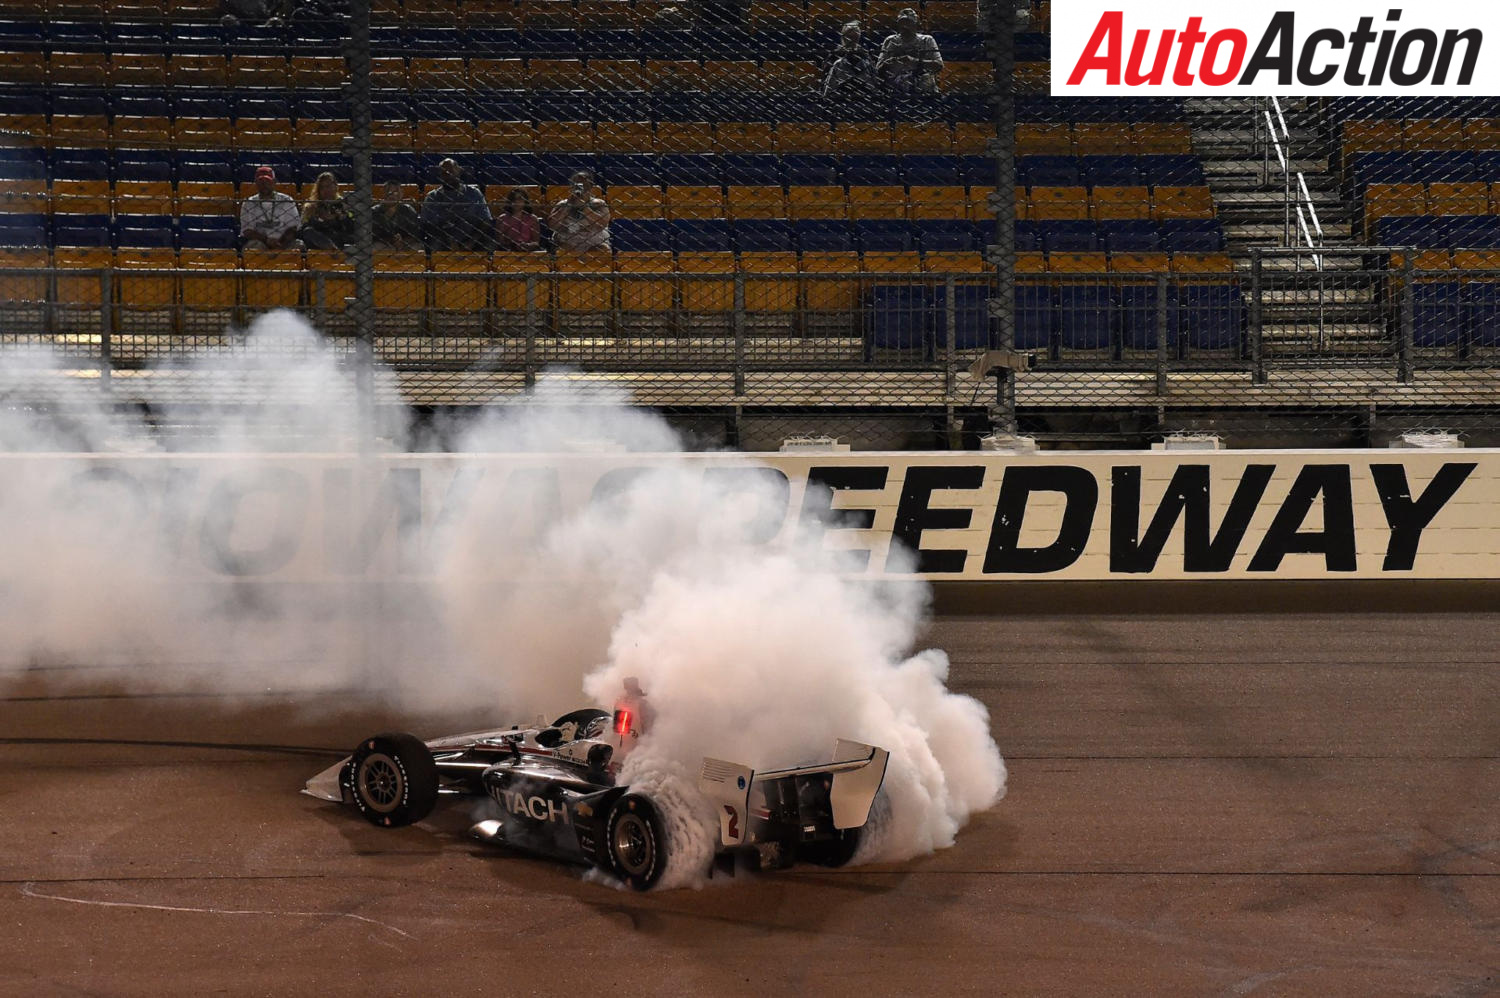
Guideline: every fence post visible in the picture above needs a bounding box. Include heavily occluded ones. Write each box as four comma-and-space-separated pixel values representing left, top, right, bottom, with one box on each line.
1155, 273, 1168, 397
98, 268, 112, 390
1250, 250, 1266, 384
944, 274, 957, 397
1398, 251, 1414, 384
313, 271, 328, 331
346, 0, 376, 450
524, 274, 537, 389
733, 272, 746, 396
985, 0, 1016, 436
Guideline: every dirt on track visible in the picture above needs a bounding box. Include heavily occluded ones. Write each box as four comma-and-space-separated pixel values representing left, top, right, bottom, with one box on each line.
1, 611, 1496, 997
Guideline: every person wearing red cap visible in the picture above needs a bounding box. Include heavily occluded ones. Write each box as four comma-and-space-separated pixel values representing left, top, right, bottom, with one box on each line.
239, 165, 301, 251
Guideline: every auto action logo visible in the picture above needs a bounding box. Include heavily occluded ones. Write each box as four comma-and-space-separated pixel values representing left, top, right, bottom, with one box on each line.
1051, 3, 1498, 95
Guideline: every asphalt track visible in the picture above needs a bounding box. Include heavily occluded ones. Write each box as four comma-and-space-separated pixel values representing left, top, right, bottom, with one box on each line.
1, 610, 1496, 997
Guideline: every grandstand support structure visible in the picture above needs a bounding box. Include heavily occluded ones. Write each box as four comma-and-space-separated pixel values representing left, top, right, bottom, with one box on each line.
982, 0, 1015, 438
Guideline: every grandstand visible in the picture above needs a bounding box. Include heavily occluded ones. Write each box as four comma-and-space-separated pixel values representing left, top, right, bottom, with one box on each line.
1, 0, 1498, 447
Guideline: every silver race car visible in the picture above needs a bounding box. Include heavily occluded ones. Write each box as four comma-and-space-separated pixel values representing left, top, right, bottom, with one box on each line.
303, 680, 889, 889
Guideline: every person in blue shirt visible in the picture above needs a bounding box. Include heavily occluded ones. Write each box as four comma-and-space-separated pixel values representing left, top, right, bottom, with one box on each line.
420, 158, 493, 251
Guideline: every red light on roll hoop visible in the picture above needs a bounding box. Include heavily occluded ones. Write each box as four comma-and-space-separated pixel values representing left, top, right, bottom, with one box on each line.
614, 709, 632, 736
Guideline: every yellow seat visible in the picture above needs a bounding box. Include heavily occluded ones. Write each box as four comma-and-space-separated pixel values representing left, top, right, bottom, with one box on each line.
1343, 120, 1403, 154
653, 121, 714, 153
922, 250, 989, 273
1109, 253, 1172, 276
168, 54, 229, 88
664, 186, 724, 221
848, 186, 907, 220
176, 181, 237, 217
48, 52, 108, 86
109, 54, 168, 88
416, 120, 478, 151
587, 59, 649, 90
491, 251, 553, 313
1169, 253, 1236, 275
113, 181, 174, 216
748, 2, 806, 31
234, 118, 295, 150
303, 250, 354, 313
676, 252, 735, 312
970, 186, 999, 221
860, 250, 923, 275
0, 248, 53, 309
1428, 182, 1490, 217
702, 61, 759, 90
374, 251, 429, 312
48, 115, 109, 148
1073, 123, 1134, 155
616, 251, 676, 312
53, 248, 116, 320
51, 179, 111, 216
1132, 123, 1193, 154
1014, 253, 1047, 275
429, 253, 491, 312
1030, 186, 1091, 221
242, 251, 305, 311
1047, 252, 1108, 274
754, 61, 817, 93
806, 0, 860, 29
409, 57, 466, 89
954, 122, 995, 154
576, 0, 637, 28
0, 180, 47, 213
0, 111, 47, 140
1092, 186, 1152, 220
1464, 119, 1500, 148
788, 186, 847, 220
372, 120, 415, 149
292, 55, 346, 89
477, 120, 538, 152
800, 251, 860, 313
607, 185, 666, 219
1152, 186, 1215, 220
1452, 250, 1500, 271
516, 0, 576, 27
1403, 119, 1464, 151
738, 251, 799, 313
370, 57, 410, 89
726, 186, 786, 220
293, 119, 348, 151
535, 121, 594, 152
228, 55, 289, 89
406, 0, 460, 23
528, 59, 586, 90
836, 122, 894, 155
468, 58, 526, 89
5, 52, 45, 85
554, 251, 614, 312
115, 247, 179, 313
908, 186, 968, 220
179, 250, 241, 317
111, 116, 171, 148
943, 62, 993, 95
462, 0, 521, 27
893, 122, 953, 154
595, 122, 654, 153
1013, 61, 1050, 94
864, 2, 908, 30
715, 122, 777, 153
776, 122, 835, 153
921, 0, 976, 30
174, 118, 229, 150
645, 60, 703, 91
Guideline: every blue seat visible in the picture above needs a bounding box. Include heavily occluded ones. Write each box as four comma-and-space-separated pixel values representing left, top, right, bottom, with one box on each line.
225, 21, 288, 53
176, 155, 236, 182
673, 219, 733, 252
51, 94, 110, 118
1173, 283, 1243, 350
854, 220, 915, 252
902, 155, 960, 185
844, 155, 901, 186
114, 215, 176, 248
171, 94, 233, 119
1160, 219, 1224, 252
1100, 219, 1161, 252
165, 22, 225, 51
459, 28, 523, 54
298, 154, 346, 184
956, 155, 994, 185
114, 150, 175, 183
478, 153, 538, 186
1409, 151, 1477, 182
1406, 281, 1459, 347
734, 219, 795, 251
0, 20, 46, 49
238, 96, 292, 119
1081, 155, 1142, 187
932, 32, 985, 60
0, 213, 47, 247
579, 29, 639, 58
1378, 216, 1448, 246
1463, 281, 1500, 347
1058, 284, 1113, 350
782, 155, 840, 185
796, 220, 854, 251
49, 21, 108, 47
54, 218, 113, 247
916, 219, 979, 251
1040, 220, 1100, 252
866, 285, 931, 353
597, 154, 657, 187
656, 154, 721, 186
179, 216, 240, 249
469, 91, 529, 121
690, 27, 754, 58
1353, 152, 1415, 186
50, 151, 111, 181
719, 155, 782, 186
931, 285, 993, 351
1014, 283, 1053, 351
520, 28, 579, 55
112, 95, 172, 118
1139, 155, 1205, 185
1019, 156, 1081, 187
1118, 283, 1166, 350
0, 146, 48, 181
1448, 216, 1500, 249
369, 151, 418, 184
1014, 219, 1042, 252
611, 219, 676, 251
406, 27, 462, 52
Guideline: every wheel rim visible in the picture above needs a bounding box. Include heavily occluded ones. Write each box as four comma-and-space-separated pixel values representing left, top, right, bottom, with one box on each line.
358, 753, 403, 813
612, 813, 653, 876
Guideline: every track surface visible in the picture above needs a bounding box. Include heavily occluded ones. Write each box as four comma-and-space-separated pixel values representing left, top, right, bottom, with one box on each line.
1, 612, 1496, 996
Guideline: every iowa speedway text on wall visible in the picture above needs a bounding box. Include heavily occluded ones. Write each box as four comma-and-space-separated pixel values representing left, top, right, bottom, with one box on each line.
4, 452, 1495, 582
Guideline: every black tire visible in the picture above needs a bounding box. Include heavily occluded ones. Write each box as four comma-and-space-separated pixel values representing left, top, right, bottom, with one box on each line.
345, 732, 440, 828
605, 793, 667, 891
798, 827, 863, 868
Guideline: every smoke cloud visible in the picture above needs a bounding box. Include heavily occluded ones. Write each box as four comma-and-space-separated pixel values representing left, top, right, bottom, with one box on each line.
0, 311, 1005, 883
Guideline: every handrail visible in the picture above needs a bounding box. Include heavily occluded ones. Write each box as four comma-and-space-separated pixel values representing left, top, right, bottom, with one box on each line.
1264, 97, 1324, 270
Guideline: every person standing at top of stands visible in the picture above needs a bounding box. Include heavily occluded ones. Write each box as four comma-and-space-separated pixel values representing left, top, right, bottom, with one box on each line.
239, 165, 301, 250
822, 21, 877, 99
877, 8, 944, 94
373, 181, 421, 250
298, 171, 355, 251
549, 171, 611, 254
494, 188, 542, 251
421, 158, 493, 251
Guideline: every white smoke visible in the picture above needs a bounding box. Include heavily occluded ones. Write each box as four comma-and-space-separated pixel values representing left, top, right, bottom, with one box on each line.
0, 310, 1006, 883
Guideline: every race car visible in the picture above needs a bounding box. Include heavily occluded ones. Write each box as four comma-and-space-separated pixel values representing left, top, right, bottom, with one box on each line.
302, 680, 889, 889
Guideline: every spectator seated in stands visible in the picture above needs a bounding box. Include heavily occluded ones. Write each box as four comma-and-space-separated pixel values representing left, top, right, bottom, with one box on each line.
239, 165, 301, 251
421, 158, 493, 252
549, 171, 611, 254
495, 187, 543, 251
822, 21, 877, 100
373, 181, 421, 250
299, 171, 355, 251
877, 8, 944, 95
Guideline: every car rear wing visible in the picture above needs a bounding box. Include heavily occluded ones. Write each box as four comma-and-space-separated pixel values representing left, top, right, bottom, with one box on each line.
698, 739, 889, 846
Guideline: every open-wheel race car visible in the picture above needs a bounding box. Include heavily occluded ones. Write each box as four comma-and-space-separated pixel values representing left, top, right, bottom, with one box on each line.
303, 680, 889, 889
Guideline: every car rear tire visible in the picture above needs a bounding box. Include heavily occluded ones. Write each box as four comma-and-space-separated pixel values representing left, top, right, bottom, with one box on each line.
346, 732, 439, 828
605, 793, 667, 891
798, 826, 862, 868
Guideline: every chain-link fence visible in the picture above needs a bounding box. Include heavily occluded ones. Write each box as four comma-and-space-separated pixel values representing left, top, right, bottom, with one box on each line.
2, 3, 1500, 448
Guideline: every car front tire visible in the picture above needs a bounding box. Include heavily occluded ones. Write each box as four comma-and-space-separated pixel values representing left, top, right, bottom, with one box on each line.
345, 732, 439, 828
